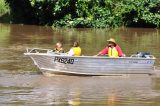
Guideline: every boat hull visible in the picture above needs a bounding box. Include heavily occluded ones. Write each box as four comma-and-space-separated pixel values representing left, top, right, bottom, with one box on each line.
25, 53, 155, 76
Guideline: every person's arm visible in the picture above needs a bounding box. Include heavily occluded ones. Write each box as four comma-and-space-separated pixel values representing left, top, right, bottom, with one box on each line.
95, 48, 108, 56
60, 48, 65, 53
96, 52, 102, 56
68, 48, 74, 56
116, 45, 124, 57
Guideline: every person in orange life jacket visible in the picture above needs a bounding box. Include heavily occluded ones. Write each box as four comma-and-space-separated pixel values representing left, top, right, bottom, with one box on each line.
95, 38, 124, 57
54, 42, 64, 53
68, 41, 81, 56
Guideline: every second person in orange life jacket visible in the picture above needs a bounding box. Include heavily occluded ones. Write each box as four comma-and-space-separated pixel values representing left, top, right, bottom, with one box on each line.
95, 38, 125, 57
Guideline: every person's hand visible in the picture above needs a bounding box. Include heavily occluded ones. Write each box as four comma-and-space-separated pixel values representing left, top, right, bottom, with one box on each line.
122, 54, 126, 57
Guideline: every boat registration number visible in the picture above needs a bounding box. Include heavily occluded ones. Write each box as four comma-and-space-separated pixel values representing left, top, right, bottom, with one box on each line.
54, 57, 74, 64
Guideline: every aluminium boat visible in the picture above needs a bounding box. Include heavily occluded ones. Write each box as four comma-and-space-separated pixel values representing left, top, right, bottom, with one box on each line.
24, 48, 156, 76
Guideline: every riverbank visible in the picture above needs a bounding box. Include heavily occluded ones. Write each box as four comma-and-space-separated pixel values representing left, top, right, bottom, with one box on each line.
0, 0, 160, 28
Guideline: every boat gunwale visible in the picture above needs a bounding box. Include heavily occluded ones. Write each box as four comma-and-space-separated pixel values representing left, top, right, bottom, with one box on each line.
24, 53, 156, 60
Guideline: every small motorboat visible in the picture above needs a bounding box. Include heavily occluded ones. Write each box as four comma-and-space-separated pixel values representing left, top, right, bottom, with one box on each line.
24, 48, 156, 76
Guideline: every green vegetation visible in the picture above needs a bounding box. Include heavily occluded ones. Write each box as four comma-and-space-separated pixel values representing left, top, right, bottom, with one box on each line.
2, 0, 160, 28
0, 0, 10, 22
0, 0, 9, 15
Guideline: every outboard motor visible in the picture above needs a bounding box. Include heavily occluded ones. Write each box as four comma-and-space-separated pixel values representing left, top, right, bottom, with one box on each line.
136, 52, 150, 58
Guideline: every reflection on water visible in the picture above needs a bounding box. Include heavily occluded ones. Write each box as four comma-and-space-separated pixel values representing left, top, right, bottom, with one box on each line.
0, 23, 160, 105
0, 74, 160, 105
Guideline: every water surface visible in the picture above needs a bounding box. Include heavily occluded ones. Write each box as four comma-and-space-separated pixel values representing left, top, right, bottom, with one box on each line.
0, 24, 160, 105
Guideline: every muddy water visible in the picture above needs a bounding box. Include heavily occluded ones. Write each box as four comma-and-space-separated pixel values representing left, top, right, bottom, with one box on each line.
0, 23, 160, 105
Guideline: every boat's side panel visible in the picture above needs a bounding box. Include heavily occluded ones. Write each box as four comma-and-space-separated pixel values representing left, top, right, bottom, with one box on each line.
29, 55, 155, 75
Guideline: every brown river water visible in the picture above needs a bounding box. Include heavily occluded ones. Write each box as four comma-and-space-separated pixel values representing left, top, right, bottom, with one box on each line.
0, 23, 160, 105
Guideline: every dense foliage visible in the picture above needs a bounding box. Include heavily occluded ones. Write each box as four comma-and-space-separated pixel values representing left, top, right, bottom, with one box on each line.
3, 0, 160, 28
0, 0, 9, 16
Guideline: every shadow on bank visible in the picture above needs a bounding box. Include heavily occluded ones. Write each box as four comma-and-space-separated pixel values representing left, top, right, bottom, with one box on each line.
0, 13, 11, 23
